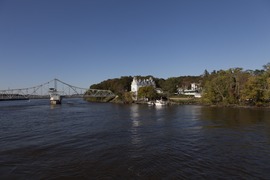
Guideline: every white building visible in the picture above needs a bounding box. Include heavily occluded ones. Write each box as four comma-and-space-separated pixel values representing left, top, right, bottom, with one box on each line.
131, 77, 156, 99
177, 83, 202, 98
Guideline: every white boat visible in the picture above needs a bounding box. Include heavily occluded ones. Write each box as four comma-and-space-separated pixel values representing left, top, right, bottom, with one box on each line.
155, 99, 167, 106
147, 101, 155, 106
49, 88, 62, 105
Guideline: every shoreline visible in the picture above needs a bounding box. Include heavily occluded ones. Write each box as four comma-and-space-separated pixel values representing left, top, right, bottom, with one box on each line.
85, 97, 270, 109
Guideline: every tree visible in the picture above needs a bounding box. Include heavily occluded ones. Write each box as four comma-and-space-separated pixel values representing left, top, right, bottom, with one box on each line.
90, 76, 133, 94
160, 77, 179, 94
137, 86, 158, 100
122, 92, 133, 103
202, 68, 248, 104
263, 63, 270, 72
203, 69, 210, 77
241, 75, 265, 103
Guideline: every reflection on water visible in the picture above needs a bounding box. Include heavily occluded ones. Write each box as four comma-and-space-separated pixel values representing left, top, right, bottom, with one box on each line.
201, 106, 270, 127
130, 104, 140, 127
1, 100, 270, 179
130, 104, 141, 146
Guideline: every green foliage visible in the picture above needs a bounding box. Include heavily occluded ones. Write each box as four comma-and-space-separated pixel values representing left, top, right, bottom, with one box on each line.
202, 68, 250, 104
138, 86, 158, 100
241, 76, 263, 102
160, 77, 178, 94
122, 92, 133, 103
87, 62, 270, 106
202, 64, 270, 106
90, 76, 133, 94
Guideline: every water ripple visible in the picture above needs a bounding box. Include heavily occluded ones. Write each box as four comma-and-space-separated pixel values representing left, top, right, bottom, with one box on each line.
1, 100, 270, 178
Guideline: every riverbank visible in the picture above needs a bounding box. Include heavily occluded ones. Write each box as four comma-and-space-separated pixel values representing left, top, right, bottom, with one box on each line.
169, 97, 201, 105
85, 96, 270, 109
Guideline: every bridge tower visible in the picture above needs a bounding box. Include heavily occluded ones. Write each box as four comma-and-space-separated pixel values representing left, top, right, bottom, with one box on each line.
54, 78, 57, 90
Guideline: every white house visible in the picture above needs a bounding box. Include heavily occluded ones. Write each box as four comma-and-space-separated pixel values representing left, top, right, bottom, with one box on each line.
177, 83, 202, 98
131, 76, 156, 100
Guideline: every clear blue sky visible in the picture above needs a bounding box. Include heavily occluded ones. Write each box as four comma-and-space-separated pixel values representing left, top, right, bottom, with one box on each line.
1, 0, 270, 89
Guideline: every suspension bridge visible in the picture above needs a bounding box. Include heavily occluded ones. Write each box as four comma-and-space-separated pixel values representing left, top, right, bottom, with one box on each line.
0, 78, 115, 101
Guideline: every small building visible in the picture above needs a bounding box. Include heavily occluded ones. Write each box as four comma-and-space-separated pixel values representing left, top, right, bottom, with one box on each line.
177, 83, 202, 98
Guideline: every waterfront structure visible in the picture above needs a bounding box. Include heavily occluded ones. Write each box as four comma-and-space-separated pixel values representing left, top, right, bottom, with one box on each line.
131, 76, 156, 100
177, 83, 202, 98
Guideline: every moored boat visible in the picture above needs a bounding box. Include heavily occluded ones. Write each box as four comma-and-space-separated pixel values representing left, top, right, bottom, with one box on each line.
155, 99, 167, 106
147, 101, 155, 106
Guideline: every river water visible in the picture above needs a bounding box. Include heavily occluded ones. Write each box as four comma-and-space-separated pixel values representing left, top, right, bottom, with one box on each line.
1, 99, 270, 179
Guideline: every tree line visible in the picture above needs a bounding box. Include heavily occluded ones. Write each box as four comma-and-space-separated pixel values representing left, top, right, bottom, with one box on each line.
90, 75, 202, 94
88, 63, 270, 106
202, 63, 270, 106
